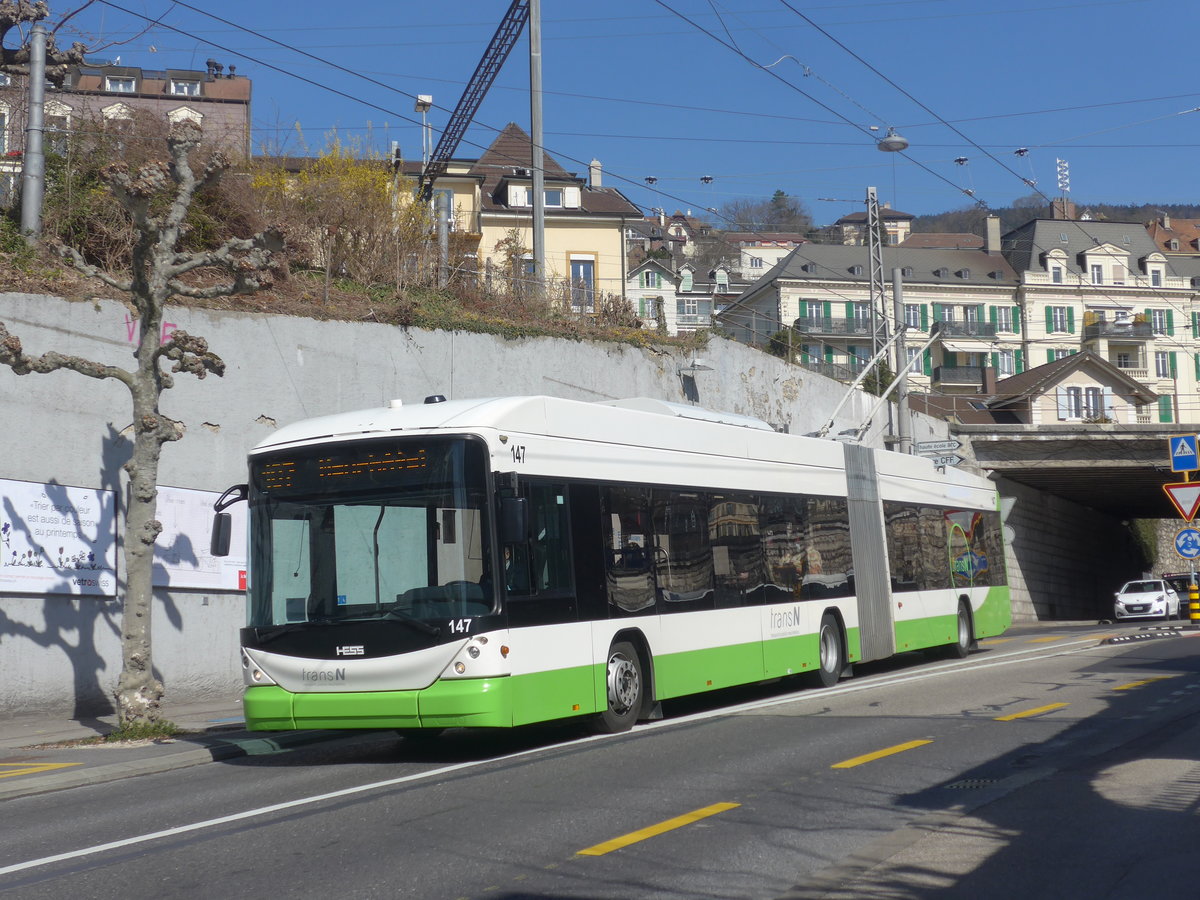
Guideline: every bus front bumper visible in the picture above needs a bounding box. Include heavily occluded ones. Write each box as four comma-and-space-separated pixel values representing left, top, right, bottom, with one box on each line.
243, 677, 513, 731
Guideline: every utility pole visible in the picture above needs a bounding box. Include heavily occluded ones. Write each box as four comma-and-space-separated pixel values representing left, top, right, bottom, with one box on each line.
529, 0, 546, 300
20, 23, 47, 242
892, 267, 912, 454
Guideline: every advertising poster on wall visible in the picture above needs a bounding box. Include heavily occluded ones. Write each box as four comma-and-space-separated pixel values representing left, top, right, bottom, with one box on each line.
0, 478, 117, 596
153, 486, 247, 591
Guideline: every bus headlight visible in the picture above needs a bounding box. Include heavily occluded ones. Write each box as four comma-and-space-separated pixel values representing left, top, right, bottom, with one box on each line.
454, 662, 467, 674
467, 645, 481, 659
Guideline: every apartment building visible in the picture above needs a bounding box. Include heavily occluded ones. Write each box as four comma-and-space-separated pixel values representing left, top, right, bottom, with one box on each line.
0, 58, 251, 202
717, 215, 1200, 425
406, 123, 640, 309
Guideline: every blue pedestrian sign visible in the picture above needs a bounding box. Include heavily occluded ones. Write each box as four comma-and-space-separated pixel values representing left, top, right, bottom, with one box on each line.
1176, 528, 1200, 559
1169, 434, 1200, 473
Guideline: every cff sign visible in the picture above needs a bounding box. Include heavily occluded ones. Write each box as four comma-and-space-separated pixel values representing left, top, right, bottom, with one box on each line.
1169, 434, 1200, 473
929, 454, 964, 468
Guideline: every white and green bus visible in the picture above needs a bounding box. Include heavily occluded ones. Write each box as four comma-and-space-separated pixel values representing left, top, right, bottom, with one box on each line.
211, 395, 1010, 735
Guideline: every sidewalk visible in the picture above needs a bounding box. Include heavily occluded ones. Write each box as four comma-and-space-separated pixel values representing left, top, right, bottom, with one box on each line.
0, 697, 348, 801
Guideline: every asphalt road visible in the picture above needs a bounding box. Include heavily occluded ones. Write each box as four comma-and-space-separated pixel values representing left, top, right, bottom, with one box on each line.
3, 623, 1200, 899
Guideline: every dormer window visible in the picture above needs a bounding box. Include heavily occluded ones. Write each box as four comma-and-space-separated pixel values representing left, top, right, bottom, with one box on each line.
544, 188, 563, 208
849, 264, 863, 276
934, 267, 949, 278
716, 270, 729, 292
956, 268, 970, 279
169, 79, 200, 97
901, 266, 914, 277
1170, 239, 1180, 251
105, 76, 135, 93
680, 269, 693, 291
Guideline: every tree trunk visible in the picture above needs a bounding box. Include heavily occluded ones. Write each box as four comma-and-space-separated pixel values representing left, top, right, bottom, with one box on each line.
114, 308, 167, 725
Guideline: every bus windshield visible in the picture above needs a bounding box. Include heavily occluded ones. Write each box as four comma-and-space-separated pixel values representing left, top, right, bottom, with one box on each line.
247, 437, 495, 629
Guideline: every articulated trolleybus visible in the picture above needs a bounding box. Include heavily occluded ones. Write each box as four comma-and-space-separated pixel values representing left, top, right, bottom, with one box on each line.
211, 395, 1010, 735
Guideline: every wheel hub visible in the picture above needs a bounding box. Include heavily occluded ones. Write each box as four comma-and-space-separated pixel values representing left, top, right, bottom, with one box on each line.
607, 654, 639, 715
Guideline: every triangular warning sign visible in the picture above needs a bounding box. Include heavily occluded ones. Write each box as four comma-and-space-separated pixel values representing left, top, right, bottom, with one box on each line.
1164, 482, 1200, 521
1176, 440, 1197, 457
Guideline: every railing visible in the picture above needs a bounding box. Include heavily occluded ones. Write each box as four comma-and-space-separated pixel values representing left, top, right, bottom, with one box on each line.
1024, 271, 1190, 290
795, 358, 867, 383
1083, 321, 1154, 340
793, 316, 875, 337
1113, 365, 1149, 380
932, 365, 984, 386
936, 320, 997, 339
676, 313, 714, 328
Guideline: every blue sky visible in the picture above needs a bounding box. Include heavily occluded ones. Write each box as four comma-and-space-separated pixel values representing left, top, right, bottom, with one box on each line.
58, 0, 1199, 225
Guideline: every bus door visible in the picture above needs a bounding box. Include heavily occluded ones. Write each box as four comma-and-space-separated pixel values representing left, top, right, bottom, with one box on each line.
503, 480, 589, 726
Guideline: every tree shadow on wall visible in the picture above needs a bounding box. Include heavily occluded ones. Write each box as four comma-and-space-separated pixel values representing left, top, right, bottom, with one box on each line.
0, 425, 183, 722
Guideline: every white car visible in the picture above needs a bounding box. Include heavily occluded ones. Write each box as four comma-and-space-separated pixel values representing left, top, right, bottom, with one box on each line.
1114, 579, 1181, 621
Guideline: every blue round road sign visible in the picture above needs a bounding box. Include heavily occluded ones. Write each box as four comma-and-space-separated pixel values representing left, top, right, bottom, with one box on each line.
1175, 528, 1200, 559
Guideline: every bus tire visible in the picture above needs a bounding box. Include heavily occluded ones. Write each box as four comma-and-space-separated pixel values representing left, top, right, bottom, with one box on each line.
948, 602, 973, 659
595, 641, 644, 734
817, 614, 844, 688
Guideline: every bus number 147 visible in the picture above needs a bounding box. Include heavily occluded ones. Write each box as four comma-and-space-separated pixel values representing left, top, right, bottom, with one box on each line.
449, 618, 473, 634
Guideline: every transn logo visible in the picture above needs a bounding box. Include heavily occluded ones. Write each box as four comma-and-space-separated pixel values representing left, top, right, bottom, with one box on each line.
335, 645, 365, 656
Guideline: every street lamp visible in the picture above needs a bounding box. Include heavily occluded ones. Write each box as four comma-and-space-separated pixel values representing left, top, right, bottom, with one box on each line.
414, 95, 433, 169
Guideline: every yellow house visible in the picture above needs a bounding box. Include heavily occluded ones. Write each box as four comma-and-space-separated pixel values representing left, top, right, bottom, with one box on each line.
409, 123, 641, 308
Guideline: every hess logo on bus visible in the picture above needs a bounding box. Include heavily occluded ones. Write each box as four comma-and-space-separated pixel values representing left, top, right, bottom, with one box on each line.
335, 645, 365, 656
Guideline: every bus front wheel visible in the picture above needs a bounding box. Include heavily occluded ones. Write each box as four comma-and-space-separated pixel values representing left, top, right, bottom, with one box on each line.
595, 641, 644, 734
817, 614, 844, 688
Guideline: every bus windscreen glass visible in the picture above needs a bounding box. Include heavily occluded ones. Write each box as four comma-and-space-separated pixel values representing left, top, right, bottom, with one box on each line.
247, 437, 494, 628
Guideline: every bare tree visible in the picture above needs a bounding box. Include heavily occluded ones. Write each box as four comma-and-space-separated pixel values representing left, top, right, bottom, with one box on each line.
0, 1, 87, 84
0, 122, 281, 727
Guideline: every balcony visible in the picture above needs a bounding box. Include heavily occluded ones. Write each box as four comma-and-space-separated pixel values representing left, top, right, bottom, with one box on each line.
932, 365, 985, 388
795, 358, 867, 383
1083, 320, 1153, 340
793, 316, 875, 337
936, 320, 997, 340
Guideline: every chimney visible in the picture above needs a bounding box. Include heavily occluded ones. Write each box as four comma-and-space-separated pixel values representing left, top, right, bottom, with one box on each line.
985, 215, 1001, 254
588, 158, 602, 188
1163, 212, 1171, 229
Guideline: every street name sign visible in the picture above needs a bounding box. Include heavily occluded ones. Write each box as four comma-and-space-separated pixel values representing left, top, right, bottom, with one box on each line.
1169, 434, 1199, 473
1164, 482, 1200, 521
916, 439, 962, 455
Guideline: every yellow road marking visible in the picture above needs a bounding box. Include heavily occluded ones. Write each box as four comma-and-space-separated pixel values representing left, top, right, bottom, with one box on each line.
1113, 676, 1175, 691
576, 802, 740, 856
831, 739, 932, 769
994, 702, 1069, 721
980, 637, 1013, 645
1028, 636, 1064, 643
0, 762, 81, 779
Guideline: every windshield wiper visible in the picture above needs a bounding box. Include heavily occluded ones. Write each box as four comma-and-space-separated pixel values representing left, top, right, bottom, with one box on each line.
382, 607, 442, 636
253, 616, 340, 644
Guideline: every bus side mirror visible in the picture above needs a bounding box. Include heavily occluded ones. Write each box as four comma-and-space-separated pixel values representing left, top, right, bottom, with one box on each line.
210, 512, 232, 557
500, 496, 528, 544
210, 483, 248, 558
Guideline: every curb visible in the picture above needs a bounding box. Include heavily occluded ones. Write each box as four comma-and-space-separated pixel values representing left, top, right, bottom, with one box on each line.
0, 729, 350, 801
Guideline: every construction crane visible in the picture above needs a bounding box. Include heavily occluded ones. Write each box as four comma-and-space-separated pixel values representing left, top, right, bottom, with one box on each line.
416, 0, 530, 201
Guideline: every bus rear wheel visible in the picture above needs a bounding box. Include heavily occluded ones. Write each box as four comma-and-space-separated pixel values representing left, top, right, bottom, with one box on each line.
817, 614, 844, 688
595, 641, 644, 734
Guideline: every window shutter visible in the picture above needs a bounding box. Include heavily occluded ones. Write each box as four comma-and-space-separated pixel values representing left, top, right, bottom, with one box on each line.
1103, 386, 1114, 420
1056, 388, 1069, 420
989, 306, 998, 326
824, 345, 834, 364
944, 351, 957, 367
1195, 353, 1200, 381
1012, 306, 1021, 334
1193, 312, 1200, 339
1048, 350, 1056, 364
923, 348, 932, 375
932, 303, 944, 321
563, 186, 581, 208
1170, 351, 1178, 378
1160, 396, 1174, 423
1046, 307, 1054, 331
991, 351, 1000, 371
1167, 309, 1175, 336
920, 304, 929, 330
845, 302, 855, 319
823, 300, 832, 320
1067, 307, 1075, 333
1015, 350, 1024, 373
